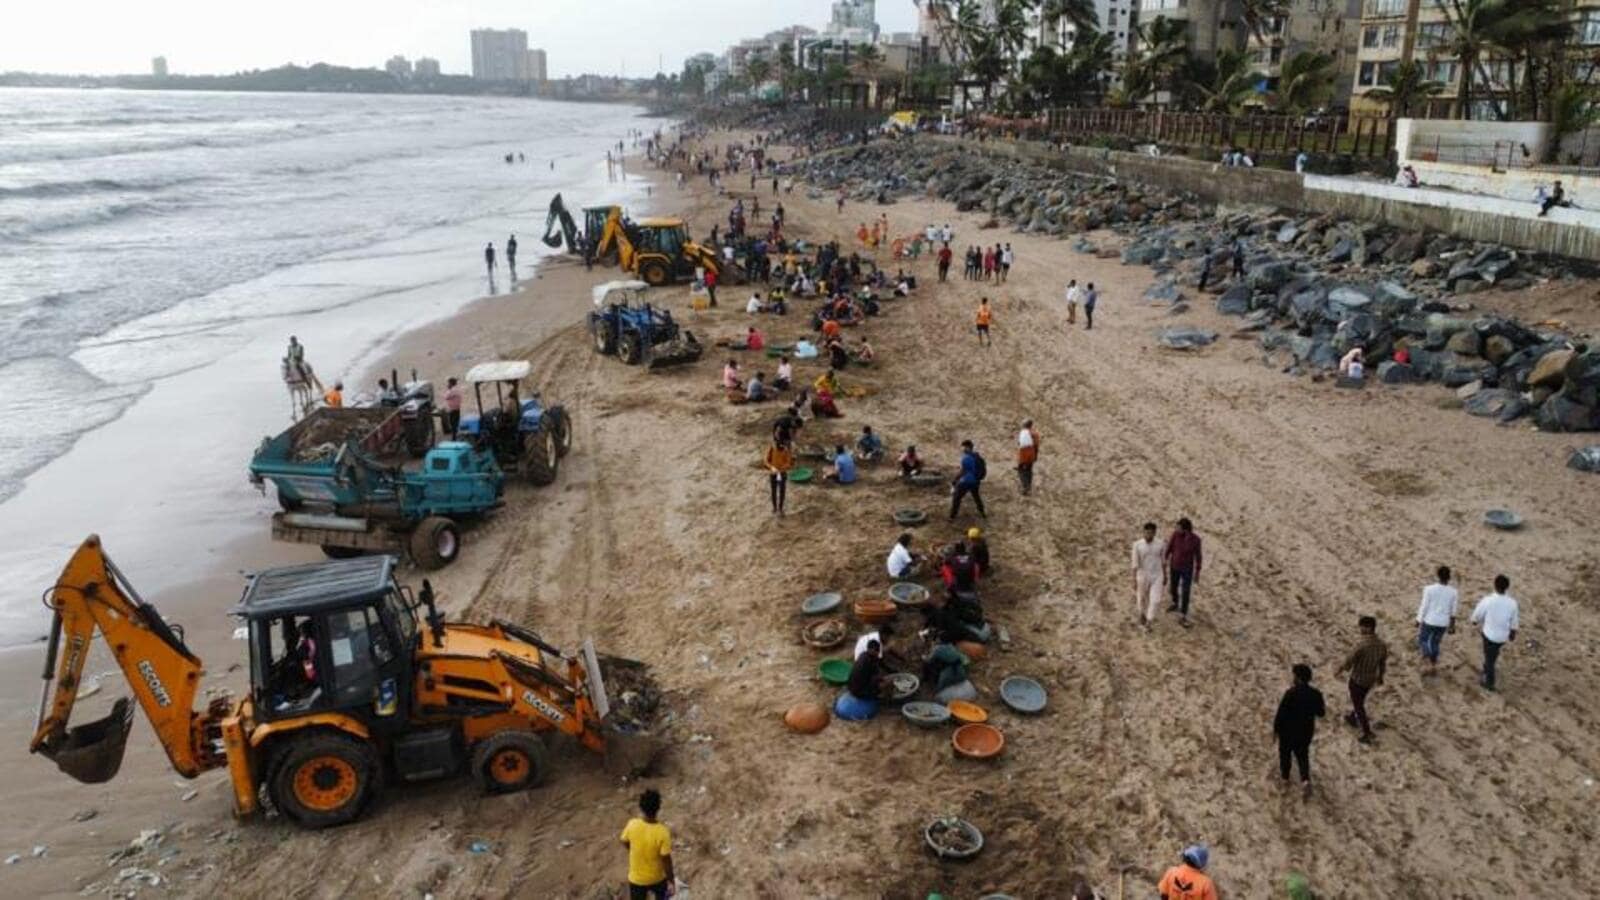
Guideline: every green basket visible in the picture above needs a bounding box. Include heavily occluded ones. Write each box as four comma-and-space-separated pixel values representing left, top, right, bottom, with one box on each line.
818, 658, 852, 685
789, 467, 814, 483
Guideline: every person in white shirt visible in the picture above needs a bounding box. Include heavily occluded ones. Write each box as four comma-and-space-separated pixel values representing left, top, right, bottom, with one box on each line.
886, 532, 921, 580
1131, 522, 1167, 629
1339, 346, 1365, 381
1470, 574, 1520, 691
854, 623, 889, 659
1064, 278, 1080, 325
924, 224, 938, 242
1415, 565, 1459, 676
941, 224, 953, 243
746, 293, 765, 315
1015, 419, 1039, 495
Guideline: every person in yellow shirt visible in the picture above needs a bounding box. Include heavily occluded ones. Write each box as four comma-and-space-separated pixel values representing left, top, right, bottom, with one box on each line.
814, 367, 840, 397
323, 381, 344, 408
975, 297, 994, 347
620, 789, 675, 899
1158, 844, 1218, 900
765, 440, 794, 516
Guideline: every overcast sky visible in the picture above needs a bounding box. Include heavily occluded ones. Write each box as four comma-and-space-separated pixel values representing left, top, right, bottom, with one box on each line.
3, 1, 919, 78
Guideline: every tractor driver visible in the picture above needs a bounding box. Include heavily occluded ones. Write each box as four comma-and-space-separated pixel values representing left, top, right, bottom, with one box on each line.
271, 619, 322, 709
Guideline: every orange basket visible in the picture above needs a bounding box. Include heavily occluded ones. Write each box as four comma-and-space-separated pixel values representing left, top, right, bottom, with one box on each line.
853, 598, 897, 626
947, 700, 988, 724
952, 723, 1005, 759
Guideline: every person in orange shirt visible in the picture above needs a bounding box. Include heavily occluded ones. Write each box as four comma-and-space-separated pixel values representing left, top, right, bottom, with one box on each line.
1158, 844, 1218, 900
974, 298, 994, 347
764, 440, 794, 515
820, 317, 842, 342
856, 223, 869, 245
323, 381, 344, 408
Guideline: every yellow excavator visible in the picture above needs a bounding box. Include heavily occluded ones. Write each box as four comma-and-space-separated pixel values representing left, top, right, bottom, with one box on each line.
30, 535, 650, 828
545, 198, 720, 287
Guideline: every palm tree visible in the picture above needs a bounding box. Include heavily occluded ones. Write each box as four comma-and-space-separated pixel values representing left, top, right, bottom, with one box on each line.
745, 55, 773, 93
1547, 81, 1599, 162
992, 0, 1039, 71
1365, 59, 1445, 118
1131, 15, 1188, 103
1272, 51, 1336, 114
1039, 0, 1100, 47
852, 42, 884, 78
1437, 0, 1562, 119
1193, 49, 1266, 113
1238, 0, 1289, 45
1064, 30, 1117, 106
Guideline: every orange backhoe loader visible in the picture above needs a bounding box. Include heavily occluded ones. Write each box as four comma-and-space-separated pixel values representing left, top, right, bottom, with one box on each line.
30, 535, 648, 828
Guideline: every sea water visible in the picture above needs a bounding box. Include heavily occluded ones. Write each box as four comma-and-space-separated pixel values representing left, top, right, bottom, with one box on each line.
0, 88, 652, 642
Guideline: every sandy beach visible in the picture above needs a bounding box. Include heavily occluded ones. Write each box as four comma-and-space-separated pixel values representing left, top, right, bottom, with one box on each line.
2, 127, 1598, 898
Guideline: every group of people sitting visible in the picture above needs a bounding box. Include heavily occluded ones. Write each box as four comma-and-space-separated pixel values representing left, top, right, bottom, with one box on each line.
838, 531, 998, 720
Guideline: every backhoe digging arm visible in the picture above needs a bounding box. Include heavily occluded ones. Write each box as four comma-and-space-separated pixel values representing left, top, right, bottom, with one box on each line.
30, 535, 222, 783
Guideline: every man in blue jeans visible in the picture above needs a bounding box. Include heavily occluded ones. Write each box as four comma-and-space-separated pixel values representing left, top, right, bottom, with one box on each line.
1471, 574, 1520, 691
1414, 565, 1458, 676
1163, 518, 1203, 628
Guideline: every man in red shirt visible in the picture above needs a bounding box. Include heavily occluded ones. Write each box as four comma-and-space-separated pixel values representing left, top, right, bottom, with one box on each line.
936, 244, 953, 283
702, 267, 718, 307
1163, 517, 1203, 628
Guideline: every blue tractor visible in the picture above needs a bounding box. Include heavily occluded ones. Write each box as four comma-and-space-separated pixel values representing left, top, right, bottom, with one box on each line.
456, 360, 573, 485
587, 280, 703, 369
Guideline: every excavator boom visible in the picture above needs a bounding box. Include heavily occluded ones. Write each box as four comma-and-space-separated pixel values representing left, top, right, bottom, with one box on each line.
30, 535, 218, 783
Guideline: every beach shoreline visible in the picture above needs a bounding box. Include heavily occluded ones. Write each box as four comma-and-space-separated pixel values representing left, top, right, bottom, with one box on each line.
2, 122, 1597, 898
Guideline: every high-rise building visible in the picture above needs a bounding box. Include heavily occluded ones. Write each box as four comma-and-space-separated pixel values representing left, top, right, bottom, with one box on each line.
415, 57, 442, 79
826, 0, 879, 44
527, 49, 548, 83
151, 56, 168, 78
1038, 0, 1136, 71
1135, 0, 1247, 60
1245, 0, 1362, 105
385, 55, 413, 79
471, 28, 531, 81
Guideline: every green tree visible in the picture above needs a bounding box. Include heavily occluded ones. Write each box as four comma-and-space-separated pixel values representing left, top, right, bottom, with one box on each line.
1271, 51, 1336, 114
1238, 0, 1289, 45
1191, 49, 1266, 113
1365, 59, 1445, 118
1128, 15, 1188, 104
745, 54, 772, 91
1040, 0, 1101, 43
1437, 0, 1563, 120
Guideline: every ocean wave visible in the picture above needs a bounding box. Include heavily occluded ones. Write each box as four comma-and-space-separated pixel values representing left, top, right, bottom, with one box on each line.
0, 200, 158, 241
0, 175, 205, 199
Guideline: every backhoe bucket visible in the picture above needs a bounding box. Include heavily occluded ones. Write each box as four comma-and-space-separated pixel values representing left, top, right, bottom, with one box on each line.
646, 334, 703, 370
40, 697, 134, 784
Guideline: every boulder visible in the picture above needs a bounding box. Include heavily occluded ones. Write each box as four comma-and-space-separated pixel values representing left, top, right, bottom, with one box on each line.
1462, 389, 1525, 421
1535, 393, 1600, 432
1328, 286, 1373, 312
1217, 283, 1251, 316
1377, 361, 1415, 384
1327, 239, 1353, 264
1568, 445, 1600, 473
1122, 243, 1164, 265
1277, 223, 1300, 244
1144, 280, 1181, 302
1156, 327, 1219, 350
1482, 334, 1515, 366
1386, 231, 1428, 262
1441, 363, 1494, 388
1523, 348, 1571, 389
1446, 330, 1482, 356
1410, 259, 1441, 278
1250, 261, 1295, 290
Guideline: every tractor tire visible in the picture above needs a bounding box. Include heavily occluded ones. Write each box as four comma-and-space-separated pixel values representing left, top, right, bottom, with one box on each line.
548, 408, 573, 458
470, 731, 549, 794
519, 429, 558, 486
617, 332, 643, 365
267, 731, 381, 829
591, 322, 616, 355
321, 544, 364, 560
409, 516, 460, 570
640, 260, 670, 287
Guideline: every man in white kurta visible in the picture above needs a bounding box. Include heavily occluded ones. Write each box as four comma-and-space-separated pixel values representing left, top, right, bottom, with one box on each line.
1132, 522, 1167, 628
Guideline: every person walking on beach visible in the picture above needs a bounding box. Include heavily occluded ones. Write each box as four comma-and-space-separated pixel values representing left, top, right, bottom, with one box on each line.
974, 298, 993, 347
1015, 419, 1038, 495
1132, 522, 1166, 629
483, 242, 496, 275
442, 377, 463, 439
1083, 282, 1098, 330
764, 440, 794, 516
949, 439, 988, 520
1000, 243, 1013, 282
1471, 574, 1520, 691
1273, 663, 1325, 797
703, 266, 718, 308
937, 244, 952, 282
506, 234, 518, 275
1064, 278, 1079, 325
1163, 518, 1202, 627
1415, 565, 1459, 676
1335, 615, 1388, 745
619, 788, 676, 899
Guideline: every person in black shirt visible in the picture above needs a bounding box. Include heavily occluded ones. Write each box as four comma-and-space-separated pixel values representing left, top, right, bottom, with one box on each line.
847, 640, 885, 702
1273, 663, 1326, 797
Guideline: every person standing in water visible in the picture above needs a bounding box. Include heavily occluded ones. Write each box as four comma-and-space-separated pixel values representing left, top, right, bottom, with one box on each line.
484, 242, 496, 276
506, 234, 518, 275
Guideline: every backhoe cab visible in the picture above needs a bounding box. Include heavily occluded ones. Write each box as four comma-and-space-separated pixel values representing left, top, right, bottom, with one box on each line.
583, 204, 719, 287
31, 536, 649, 829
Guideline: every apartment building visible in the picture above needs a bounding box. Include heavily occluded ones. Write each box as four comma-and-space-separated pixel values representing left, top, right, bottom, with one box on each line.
1038, 0, 1138, 66
1244, 0, 1362, 104
1349, 0, 1600, 118
470, 28, 531, 82
1134, 0, 1246, 59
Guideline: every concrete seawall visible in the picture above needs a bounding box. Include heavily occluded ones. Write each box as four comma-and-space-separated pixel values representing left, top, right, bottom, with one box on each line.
934, 137, 1600, 261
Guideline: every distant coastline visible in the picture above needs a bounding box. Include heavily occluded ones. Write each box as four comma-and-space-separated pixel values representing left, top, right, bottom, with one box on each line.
0, 63, 668, 108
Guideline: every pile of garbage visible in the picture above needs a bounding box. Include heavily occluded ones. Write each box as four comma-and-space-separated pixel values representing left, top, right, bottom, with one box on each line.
1118, 211, 1600, 433
799, 142, 1208, 234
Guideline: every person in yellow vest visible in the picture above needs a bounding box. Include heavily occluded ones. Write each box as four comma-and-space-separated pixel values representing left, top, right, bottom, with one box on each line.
975, 298, 994, 347
323, 381, 344, 408
620, 789, 676, 899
